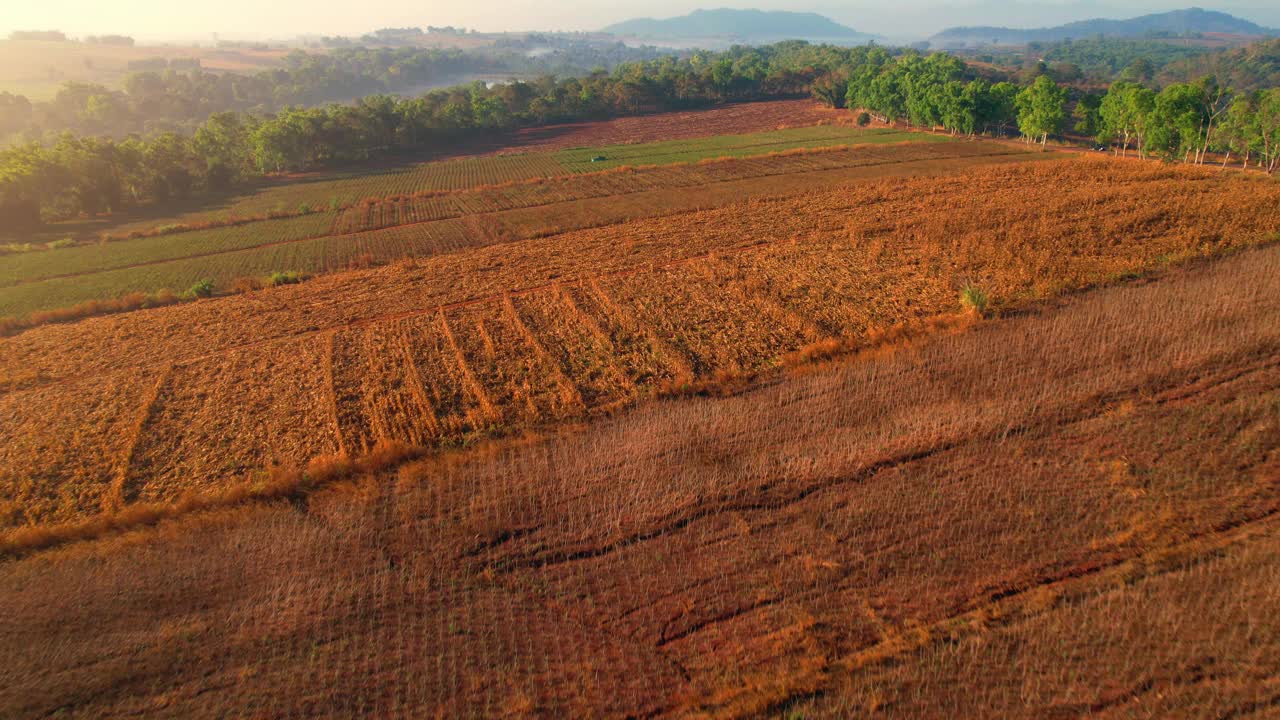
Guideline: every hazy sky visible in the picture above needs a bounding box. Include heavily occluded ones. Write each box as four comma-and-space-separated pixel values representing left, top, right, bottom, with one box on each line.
3, 0, 1278, 42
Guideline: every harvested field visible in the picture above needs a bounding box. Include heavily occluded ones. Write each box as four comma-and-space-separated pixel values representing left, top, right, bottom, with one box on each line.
328, 140, 988, 235
0, 141, 1026, 317
2, 244, 1278, 717
2, 157, 1278, 529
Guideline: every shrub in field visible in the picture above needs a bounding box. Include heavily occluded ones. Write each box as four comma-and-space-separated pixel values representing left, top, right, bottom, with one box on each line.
960, 285, 988, 315
856, 111, 872, 127
186, 279, 215, 298
267, 271, 308, 287
46, 238, 77, 250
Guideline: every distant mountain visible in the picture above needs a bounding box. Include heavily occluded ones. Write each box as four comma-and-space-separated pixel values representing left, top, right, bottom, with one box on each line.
931, 8, 1275, 48
603, 9, 874, 45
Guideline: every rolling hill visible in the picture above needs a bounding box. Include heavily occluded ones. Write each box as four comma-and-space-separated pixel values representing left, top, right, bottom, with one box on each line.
603, 8, 875, 45
931, 7, 1275, 48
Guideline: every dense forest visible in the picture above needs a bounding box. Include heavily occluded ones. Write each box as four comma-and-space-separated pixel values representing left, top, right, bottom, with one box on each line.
1158, 38, 1280, 89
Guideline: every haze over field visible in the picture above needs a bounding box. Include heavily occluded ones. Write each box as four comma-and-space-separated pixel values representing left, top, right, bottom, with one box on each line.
3, 0, 1280, 41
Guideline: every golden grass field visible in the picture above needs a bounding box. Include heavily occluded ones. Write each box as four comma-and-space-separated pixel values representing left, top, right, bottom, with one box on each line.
2, 243, 1278, 717
2, 156, 1279, 530
2, 100, 1280, 718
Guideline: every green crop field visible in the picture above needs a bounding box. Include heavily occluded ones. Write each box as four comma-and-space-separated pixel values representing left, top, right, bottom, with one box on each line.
0, 213, 336, 289
556, 126, 947, 171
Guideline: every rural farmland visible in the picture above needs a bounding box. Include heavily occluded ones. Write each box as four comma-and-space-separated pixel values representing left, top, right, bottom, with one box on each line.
4, 15, 1280, 718
2, 155, 1278, 528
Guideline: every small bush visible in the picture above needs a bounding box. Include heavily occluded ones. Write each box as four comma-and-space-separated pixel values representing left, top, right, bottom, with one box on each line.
959, 285, 988, 315
856, 111, 872, 127
46, 238, 77, 250
186, 279, 215, 298
267, 270, 307, 287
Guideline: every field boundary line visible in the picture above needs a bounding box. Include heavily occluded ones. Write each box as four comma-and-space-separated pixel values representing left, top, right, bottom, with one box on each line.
103, 364, 172, 513
502, 292, 584, 409
391, 320, 442, 440
437, 308, 499, 424
320, 331, 348, 458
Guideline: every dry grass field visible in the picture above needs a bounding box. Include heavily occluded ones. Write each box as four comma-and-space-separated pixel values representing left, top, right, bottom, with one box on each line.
1, 156, 1277, 531
3, 96, 1280, 718
2, 243, 1277, 717
0, 141, 1024, 317
2, 127, 966, 318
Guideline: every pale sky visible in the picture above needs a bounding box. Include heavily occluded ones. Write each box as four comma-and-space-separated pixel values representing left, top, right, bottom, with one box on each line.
2, 0, 1278, 42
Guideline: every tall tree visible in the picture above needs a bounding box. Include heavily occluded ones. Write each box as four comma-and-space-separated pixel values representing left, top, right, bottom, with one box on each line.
1147, 83, 1207, 162
1015, 75, 1068, 148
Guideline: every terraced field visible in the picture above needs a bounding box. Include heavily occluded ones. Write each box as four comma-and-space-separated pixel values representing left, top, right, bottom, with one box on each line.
3, 157, 1278, 529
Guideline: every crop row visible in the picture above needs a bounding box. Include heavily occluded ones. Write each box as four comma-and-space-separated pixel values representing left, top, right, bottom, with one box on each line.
0, 212, 336, 290
31, 125, 910, 246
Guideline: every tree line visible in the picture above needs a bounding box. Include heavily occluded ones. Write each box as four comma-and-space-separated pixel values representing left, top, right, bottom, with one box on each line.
1088, 80, 1280, 169
817, 48, 1280, 166
0, 43, 853, 232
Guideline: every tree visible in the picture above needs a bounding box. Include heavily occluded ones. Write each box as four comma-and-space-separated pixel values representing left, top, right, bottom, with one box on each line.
1221, 93, 1259, 168
811, 74, 847, 108
1147, 83, 1207, 162
1098, 81, 1154, 157
0, 92, 32, 137
984, 82, 1020, 135
1257, 88, 1280, 173
1195, 76, 1232, 164
1015, 75, 1067, 147
1072, 92, 1103, 137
